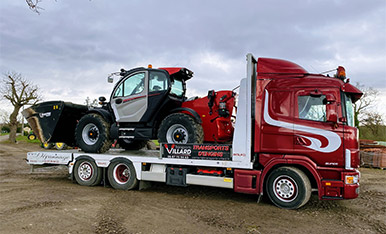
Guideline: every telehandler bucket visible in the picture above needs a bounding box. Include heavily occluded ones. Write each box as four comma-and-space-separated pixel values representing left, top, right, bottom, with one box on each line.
22, 101, 88, 146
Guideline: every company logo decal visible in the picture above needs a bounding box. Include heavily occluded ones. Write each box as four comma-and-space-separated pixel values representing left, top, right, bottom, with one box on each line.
39, 112, 51, 118
263, 90, 341, 153
162, 144, 231, 160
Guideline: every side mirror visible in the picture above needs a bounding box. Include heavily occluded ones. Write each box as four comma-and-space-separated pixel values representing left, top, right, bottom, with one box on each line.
107, 76, 114, 83
326, 103, 338, 123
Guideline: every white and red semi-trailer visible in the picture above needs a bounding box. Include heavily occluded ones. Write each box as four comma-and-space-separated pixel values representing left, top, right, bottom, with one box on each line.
26, 54, 362, 209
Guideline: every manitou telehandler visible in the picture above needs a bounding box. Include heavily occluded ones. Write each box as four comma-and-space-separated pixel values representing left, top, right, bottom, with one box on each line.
23, 66, 235, 153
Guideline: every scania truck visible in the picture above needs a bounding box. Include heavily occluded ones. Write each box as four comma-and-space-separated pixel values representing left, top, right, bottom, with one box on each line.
24, 53, 362, 209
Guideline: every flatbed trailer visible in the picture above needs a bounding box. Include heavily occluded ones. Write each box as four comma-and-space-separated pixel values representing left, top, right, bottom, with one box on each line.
26, 54, 362, 209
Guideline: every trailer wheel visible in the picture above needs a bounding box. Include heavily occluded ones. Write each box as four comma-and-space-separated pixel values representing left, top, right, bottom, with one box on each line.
73, 159, 102, 186
157, 113, 204, 144
107, 159, 138, 190
266, 166, 311, 209
119, 139, 147, 150
55, 142, 68, 150
75, 113, 111, 153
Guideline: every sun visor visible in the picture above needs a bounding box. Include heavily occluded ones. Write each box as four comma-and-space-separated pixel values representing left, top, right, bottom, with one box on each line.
342, 83, 363, 103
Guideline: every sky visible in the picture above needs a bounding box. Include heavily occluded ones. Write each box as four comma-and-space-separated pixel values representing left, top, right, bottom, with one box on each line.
0, 0, 385, 119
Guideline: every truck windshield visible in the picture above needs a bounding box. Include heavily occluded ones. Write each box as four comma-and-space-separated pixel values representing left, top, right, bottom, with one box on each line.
344, 93, 355, 127
170, 80, 184, 97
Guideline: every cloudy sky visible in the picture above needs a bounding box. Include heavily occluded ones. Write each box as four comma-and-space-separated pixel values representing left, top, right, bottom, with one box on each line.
0, 0, 385, 118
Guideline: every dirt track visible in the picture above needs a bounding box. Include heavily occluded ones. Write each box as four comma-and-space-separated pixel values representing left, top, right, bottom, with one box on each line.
0, 141, 385, 234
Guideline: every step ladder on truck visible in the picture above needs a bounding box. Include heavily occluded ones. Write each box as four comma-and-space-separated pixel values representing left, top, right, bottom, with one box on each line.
25, 53, 363, 209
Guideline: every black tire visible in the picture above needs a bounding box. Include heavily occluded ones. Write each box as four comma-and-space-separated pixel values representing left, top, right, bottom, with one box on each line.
55, 142, 68, 150
266, 166, 311, 209
157, 113, 204, 144
42, 142, 54, 149
118, 139, 147, 150
107, 159, 138, 190
73, 158, 102, 186
75, 113, 112, 153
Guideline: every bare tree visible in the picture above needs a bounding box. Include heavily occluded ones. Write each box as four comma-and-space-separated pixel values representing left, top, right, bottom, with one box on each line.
26, 0, 44, 14
84, 97, 98, 107
0, 72, 41, 143
353, 83, 378, 127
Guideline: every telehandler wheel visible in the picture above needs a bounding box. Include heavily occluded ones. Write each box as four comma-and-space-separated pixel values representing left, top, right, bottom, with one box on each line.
157, 113, 204, 144
75, 113, 112, 153
55, 142, 68, 150
73, 158, 102, 186
107, 159, 138, 190
118, 139, 147, 150
266, 166, 311, 209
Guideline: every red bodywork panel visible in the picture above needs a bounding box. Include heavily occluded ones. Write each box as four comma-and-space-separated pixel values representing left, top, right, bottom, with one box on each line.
182, 91, 235, 142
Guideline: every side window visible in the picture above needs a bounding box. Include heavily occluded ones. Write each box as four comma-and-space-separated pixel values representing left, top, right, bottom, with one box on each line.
170, 80, 184, 97
298, 95, 326, 122
149, 72, 168, 92
114, 83, 123, 97
114, 73, 145, 98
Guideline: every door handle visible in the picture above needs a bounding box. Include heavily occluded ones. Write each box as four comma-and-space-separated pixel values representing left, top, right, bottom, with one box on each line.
115, 98, 122, 104
295, 136, 307, 145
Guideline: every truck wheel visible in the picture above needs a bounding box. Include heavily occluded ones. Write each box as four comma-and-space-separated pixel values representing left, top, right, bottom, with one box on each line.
119, 139, 147, 150
75, 113, 112, 153
266, 166, 311, 209
107, 159, 138, 190
55, 142, 68, 150
157, 113, 204, 144
73, 158, 102, 186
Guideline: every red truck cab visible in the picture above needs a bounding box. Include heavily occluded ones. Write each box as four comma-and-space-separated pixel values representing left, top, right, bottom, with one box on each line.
234, 56, 362, 208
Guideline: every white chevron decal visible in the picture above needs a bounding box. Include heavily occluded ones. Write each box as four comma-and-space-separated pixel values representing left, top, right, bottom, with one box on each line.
263, 90, 341, 153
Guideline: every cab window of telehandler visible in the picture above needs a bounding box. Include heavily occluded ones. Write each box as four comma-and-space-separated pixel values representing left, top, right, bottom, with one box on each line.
149, 72, 168, 92
113, 73, 145, 97
170, 80, 184, 97
298, 95, 327, 122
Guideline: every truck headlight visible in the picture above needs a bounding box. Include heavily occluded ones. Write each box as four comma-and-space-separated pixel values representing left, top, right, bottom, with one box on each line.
345, 175, 359, 184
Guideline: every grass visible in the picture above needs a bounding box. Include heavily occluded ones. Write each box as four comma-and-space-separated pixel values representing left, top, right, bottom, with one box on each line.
1, 135, 41, 144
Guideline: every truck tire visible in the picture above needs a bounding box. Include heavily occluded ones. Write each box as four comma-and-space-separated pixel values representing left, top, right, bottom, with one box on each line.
266, 166, 311, 209
73, 158, 102, 186
157, 113, 204, 144
75, 113, 112, 153
107, 159, 138, 190
119, 139, 147, 150
55, 142, 68, 150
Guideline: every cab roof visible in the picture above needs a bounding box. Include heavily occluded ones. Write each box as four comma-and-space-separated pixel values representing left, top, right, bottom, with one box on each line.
159, 67, 193, 81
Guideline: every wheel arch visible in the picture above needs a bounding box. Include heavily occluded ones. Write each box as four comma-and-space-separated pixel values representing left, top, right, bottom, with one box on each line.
87, 108, 113, 123
260, 157, 322, 197
169, 107, 202, 124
